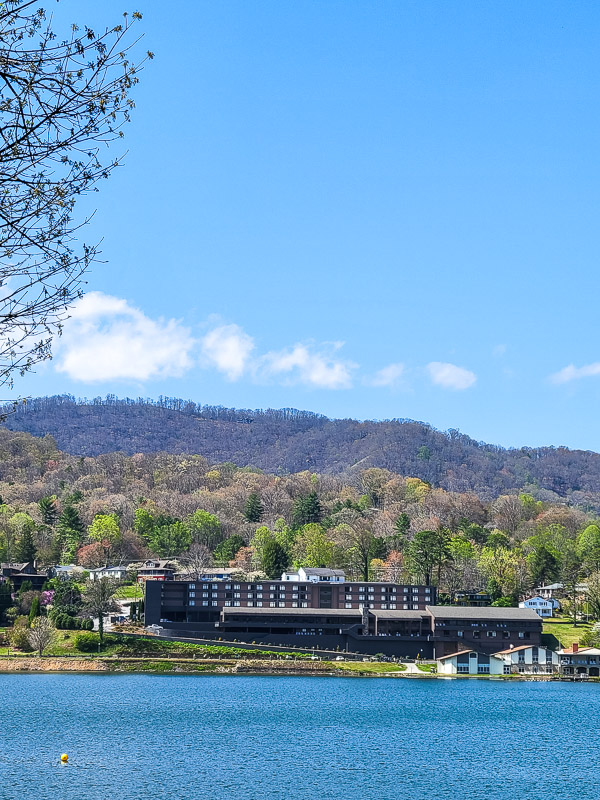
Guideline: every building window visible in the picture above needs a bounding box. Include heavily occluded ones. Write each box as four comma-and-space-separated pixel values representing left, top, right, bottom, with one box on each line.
301, 602, 308, 608
248, 601, 254, 607
473, 631, 480, 639
256, 585, 263, 590
390, 604, 396, 610
257, 602, 263, 607
292, 602, 298, 608
202, 592, 208, 598
212, 584, 218, 590
477, 665, 490, 674
503, 665, 511, 675
189, 592, 195, 598
225, 584, 231, 590
212, 601, 218, 607
270, 585, 276, 590
188, 583, 196, 590
457, 664, 469, 673
345, 603, 352, 608
225, 601, 231, 607
234, 601, 240, 607
381, 603, 388, 610
457, 631, 464, 638
278, 602, 285, 608
234, 593, 240, 598
202, 601, 208, 607
403, 604, 409, 610
518, 632, 525, 639
189, 600, 195, 606
234, 584, 240, 590
487, 631, 497, 638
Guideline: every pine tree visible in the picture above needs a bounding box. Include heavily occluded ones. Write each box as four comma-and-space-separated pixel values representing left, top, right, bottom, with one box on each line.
28, 596, 41, 625
261, 539, 289, 578
292, 491, 322, 528
39, 496, 59, 526
244, 493, 264, 523
16, 528, 37, 563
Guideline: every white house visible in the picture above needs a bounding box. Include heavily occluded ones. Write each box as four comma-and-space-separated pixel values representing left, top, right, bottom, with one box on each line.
88, 565, 129, 582
281, 567, 346, 584
519, 596, 554, 618
437, 649, 504, 675
494, 644, 559, 674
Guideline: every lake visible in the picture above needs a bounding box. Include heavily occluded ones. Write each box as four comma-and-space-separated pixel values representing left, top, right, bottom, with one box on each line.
0, 674, 596, 800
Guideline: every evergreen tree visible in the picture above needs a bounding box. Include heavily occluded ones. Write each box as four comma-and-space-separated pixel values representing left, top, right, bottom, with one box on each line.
244, 493, 264, 523
261, 539, 289, 578
28, 595, 41, 625
58, 506, 85, 537
214, 535, 245, 563
16, 527, 37, 563
39, 496, 59, 526
292, 491, 322, 528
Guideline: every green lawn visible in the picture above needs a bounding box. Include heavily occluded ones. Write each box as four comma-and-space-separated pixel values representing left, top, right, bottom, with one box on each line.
416, 662, 437, 673
543, 619, 592, 648
113, 584, 144, 600
329, 661, 406, 674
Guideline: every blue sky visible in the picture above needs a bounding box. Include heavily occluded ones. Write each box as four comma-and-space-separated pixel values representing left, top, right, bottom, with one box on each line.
11, 0, 600, 451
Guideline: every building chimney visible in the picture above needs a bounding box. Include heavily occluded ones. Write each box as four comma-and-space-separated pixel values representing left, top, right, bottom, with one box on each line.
573, 642, 579, 653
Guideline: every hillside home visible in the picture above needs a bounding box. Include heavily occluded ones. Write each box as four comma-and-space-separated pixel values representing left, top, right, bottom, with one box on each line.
519, 596, 554, 618
135, 560, 176, 582
88, 565, 129, 582
281, 567, 346, 583
0, 562, 47, 592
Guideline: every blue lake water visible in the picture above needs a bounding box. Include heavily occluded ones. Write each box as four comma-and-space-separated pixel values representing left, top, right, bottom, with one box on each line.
0, 674, 596, 800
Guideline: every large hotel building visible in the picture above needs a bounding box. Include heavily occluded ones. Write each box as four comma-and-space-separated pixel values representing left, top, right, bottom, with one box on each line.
144, 567, 542, 658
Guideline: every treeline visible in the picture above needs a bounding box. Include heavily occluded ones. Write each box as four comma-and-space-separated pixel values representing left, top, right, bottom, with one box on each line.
4, 395, 600, 504
1, 428, 600, 617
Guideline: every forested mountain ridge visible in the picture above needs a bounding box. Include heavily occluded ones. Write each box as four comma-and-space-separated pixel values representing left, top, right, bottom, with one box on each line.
2, 394, 600, 503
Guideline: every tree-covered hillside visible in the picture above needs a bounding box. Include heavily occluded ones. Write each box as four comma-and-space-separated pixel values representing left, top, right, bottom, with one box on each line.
2, 395, 600, 502
1, 426, 600, 619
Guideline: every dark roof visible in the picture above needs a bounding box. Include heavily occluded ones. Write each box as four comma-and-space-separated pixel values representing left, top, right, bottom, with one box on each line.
426, 605, 541, 622
301, 568, 345, 577
222, 607, 361, 617
493, 645, 549, 655
437, 649, 477, 661
371, 610, 426, 620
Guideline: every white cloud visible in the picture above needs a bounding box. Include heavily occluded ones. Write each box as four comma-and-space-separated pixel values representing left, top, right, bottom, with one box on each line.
259, 342, 355, 389
200, 324, 255, 380
427, 361, 476, 390
550, 362, 600, 384
367, 363, 405, 387
56, 292, 194, 382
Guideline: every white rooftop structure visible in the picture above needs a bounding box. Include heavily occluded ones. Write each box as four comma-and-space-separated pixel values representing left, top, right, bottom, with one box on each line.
281, 567, 346, 583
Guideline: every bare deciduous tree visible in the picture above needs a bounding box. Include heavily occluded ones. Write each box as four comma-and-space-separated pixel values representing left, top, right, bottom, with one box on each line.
28, 615, 56, 656
0, 2, 149, 387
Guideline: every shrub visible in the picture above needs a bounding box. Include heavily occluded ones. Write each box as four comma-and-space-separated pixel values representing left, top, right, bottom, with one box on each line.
9, 617, 34, 652
74, 632, 100, 652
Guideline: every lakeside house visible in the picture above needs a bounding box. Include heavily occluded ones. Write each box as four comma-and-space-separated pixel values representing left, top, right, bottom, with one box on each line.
437, 644, 559, 675
437, 649, 504, 675
519, 596, 554, 618
494, 644, 559, 674
558, 644, 600, 677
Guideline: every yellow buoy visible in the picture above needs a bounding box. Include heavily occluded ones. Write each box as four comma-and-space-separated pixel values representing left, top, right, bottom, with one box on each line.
60, 754, 68, 763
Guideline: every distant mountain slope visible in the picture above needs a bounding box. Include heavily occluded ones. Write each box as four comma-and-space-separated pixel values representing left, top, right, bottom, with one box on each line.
2, 395, 600, 499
